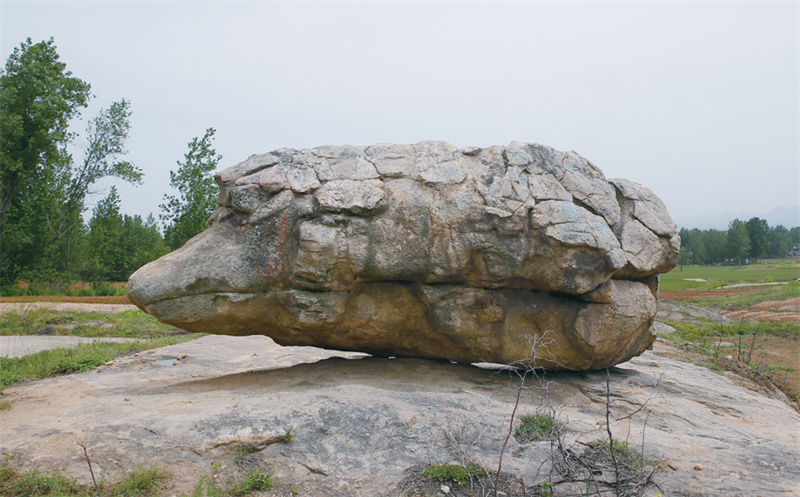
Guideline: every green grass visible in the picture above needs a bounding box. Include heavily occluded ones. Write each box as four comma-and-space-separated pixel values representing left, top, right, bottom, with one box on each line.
229, 468, 273, 496
514, 413, 555, 443
421, 463, 489, 484
1, 456, 274, 497
593, 439, 646, 471
1, 282, 127, 297
683, 281, 799, 310
109, 463, 167, 497
659, 320, 799, 343
0, 457, 167, 497
660, 262, 799, 290
0, 309, 179, 338
0, 307, 200, 395
0, 336, 195, 394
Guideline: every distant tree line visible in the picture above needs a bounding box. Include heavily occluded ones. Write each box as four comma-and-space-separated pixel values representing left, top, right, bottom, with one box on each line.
0, 38, 218, 290
679, 218, 800, 268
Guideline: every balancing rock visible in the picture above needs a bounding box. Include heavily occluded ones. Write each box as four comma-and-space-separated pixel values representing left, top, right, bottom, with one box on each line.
127, 141, 680, 369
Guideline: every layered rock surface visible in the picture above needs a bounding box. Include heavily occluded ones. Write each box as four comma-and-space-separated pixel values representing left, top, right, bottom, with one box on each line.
127, 141, 680, 369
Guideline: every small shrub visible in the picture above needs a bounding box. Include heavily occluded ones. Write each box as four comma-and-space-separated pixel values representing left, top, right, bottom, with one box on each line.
514, 413, 555, 442
184, 475, 224, 497
596, 439, 645, 471
0, 456, 15, 484
0, 400, 10, 410
110, 463, 166, 496
94, 284, 121, 297
278, 429, 293, 444
421, 463, 488, 484
230, 468, 273, 495
235, 444, 260, 460
51, 354, 108, 375
3, 467, 79, 496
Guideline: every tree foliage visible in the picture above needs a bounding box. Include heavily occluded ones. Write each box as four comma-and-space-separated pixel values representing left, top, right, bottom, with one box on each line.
160, 128, 221, 250
745, 217, 770, 260
80, 189, 166, 282
85, 187, 124, 282
0, 38, 91, 283
679, 218, 798, 266
0, 38, 145, 286
726, 219, 751, 265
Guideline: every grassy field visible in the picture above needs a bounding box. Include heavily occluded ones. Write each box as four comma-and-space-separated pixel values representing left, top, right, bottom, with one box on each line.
0, 308, 198, 395
660, 260, 799, 290
658, 259, 800, 405
0, 308, 175, 338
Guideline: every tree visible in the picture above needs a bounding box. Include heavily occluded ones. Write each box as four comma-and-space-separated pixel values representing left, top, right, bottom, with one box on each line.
0, 38, 91, 283
84, 187, 128, 282
726, 219, 751, 265
160, 128, 221, 250
118, 213, 168, 279
62, 99, 141, 235
745, 217, 770, 261
768, 225, 792, 258
0, 38, 140, 285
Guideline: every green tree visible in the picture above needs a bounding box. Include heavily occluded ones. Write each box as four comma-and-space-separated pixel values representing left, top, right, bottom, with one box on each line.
768, 225, 792, 258
745, 217, 770, 261
0, 37, 91, 283
160, 128, 221, 250
726, 219, 751, 265
118, 213, 168, 279
62, 99, 141, 233
84, 187, 124, 282
0, 38, 140, 285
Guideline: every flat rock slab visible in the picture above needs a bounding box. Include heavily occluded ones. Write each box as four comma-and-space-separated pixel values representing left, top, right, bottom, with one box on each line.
0, 335, 142, 358
1, 336, 798, 496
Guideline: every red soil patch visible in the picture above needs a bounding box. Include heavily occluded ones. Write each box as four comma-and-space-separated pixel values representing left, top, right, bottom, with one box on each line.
720, 309, 800, 323
660, 287, 764, 301
751, 297, 800, 311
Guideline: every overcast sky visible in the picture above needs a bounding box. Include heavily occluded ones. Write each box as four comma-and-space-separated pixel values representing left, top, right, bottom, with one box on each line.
2, 1, 798, 230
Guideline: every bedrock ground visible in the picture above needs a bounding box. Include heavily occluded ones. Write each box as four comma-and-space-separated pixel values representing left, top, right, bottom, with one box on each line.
1, 332, 798, 497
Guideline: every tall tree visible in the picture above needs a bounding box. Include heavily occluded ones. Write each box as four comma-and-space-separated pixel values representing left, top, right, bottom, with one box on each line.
0, 38, 91, 283
62, 99, 141, 236
118, 213, 168, 279
745, 217, 770, 261
85, 187, 124, 282
768, 225, 792, 258
0, 38, 140, 285
726, 219, 751, 264
160, 128, 221, 250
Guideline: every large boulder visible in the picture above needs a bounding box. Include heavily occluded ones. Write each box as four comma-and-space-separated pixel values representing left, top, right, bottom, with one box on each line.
128, 141, 680, 369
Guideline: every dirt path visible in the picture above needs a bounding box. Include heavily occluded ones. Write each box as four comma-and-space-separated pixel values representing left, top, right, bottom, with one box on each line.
0, 302, 138, 314
0, 296, 131, 305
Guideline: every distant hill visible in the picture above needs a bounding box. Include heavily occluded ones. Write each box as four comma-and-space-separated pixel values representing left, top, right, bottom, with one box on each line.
677, 206, 799, 230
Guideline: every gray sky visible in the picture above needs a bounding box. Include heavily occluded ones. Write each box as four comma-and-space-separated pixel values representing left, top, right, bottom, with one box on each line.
2, 1, 798, 230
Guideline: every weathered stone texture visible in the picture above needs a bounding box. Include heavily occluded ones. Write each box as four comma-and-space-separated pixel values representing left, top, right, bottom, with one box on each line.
128, 141, 680, 369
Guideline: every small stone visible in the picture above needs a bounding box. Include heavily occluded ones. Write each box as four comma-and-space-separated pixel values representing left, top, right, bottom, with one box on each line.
176, 354, 187, 361
440, 484, 450, 494
694, 464, 704, 471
